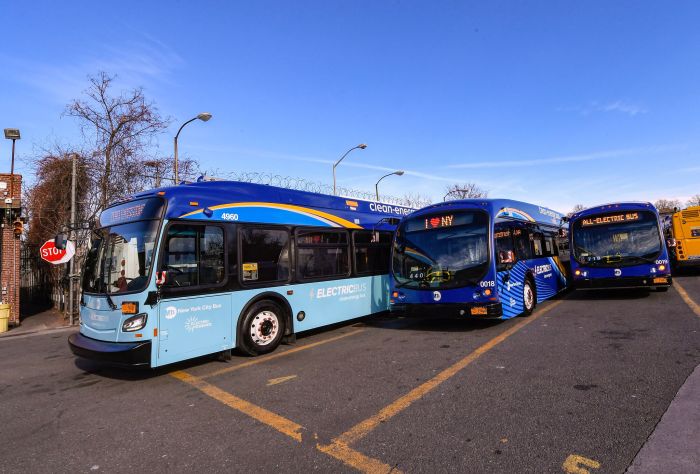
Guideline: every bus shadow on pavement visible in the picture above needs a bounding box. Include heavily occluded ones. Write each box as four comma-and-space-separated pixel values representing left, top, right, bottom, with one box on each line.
565, 288, 653, 300
365, 315, 503, 332
74, 354, 222, 380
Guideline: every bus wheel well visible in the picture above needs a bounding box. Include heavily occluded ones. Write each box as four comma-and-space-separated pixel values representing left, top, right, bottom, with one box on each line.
525, 272, 536, 293
236, 292, 294, 344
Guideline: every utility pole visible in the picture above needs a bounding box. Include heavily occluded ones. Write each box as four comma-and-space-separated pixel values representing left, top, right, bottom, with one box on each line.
68, 152, 77, 325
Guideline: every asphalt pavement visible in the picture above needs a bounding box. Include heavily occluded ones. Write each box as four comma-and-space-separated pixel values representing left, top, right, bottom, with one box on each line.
1, 275, 699, 473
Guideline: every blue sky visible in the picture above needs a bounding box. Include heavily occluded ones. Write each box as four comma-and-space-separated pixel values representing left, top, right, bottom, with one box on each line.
1, 1, 699, 212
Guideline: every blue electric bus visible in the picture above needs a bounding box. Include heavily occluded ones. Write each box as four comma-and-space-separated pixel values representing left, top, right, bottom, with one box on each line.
568, 202, 672, 291
69, 180, 413, 367
390, 199, 568, 319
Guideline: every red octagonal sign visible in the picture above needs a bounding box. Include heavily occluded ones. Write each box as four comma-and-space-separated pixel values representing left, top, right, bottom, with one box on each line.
40, 239, 75, 265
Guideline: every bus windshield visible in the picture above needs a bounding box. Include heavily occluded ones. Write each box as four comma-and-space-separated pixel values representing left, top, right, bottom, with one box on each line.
83, 220, 160, 294
572, 210, 662, 266
392, 211, 489, 289
83, 197, 165, 295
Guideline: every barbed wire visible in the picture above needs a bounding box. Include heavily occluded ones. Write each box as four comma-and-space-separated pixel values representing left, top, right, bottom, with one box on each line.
216, 171, 431, 208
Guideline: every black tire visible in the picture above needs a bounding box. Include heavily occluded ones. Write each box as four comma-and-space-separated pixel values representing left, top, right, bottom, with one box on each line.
521, 278, 536, 317
239, 300, 286, 356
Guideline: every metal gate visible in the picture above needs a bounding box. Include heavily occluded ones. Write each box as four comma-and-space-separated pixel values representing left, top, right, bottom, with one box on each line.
19, 243, 54, 316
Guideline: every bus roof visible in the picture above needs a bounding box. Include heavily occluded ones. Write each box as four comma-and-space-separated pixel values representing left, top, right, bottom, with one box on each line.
569, 202, 657, 222
128, 180, 415, 230
406, 198, 565, 227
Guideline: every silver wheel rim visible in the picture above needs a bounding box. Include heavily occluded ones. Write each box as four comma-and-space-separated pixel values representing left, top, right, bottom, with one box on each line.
524, 284, 534, 310
250, 310, 279, 346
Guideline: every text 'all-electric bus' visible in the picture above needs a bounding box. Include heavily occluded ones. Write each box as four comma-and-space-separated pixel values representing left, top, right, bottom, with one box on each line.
69, 180, 413, 368
665, 205, 700, 270
390, 199, 568, 319
568, 202, 672, 290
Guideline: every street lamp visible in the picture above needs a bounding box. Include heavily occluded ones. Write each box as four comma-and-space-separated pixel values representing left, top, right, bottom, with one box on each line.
174, 113, 212, 184
333, 143, 367, 195
375, 170, 404, 201
4, 128, 20, 200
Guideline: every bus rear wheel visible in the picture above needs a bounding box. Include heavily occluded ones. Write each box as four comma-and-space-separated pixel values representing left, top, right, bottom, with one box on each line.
240, 300, 286, 356
521, 279, 536, 317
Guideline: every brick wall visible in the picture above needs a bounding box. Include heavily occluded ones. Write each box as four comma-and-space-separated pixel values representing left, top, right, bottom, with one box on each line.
0, 173, 22, 324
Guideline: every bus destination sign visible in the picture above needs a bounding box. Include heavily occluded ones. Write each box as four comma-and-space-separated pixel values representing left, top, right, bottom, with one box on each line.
425, 214, 454, 230
581, 212, 639, 227
100, 197, 165, 227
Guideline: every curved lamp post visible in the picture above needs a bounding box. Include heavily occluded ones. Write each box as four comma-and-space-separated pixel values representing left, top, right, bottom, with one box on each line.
332, 143, 367, 195
375, 170, 404, 201
174, 112, 212, 183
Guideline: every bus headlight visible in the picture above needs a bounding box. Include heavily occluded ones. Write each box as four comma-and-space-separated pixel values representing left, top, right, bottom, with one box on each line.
122, 313, 148, 332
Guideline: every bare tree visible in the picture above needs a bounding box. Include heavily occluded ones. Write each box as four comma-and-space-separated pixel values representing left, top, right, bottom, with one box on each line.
687, 194, 700, 208
66, 72, 170, 217
654, 199, 682, 213
139, 155, 203, 189
443, 182, 488, 201
401, 191, 432, 209
25, 147, 90, 249
567, 204, 586, 217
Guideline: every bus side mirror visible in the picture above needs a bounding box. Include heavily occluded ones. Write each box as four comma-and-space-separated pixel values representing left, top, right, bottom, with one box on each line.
54, 233, 68, 250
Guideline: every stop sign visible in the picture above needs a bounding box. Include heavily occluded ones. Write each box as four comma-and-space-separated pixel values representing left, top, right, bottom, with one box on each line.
40, 239, 76, 265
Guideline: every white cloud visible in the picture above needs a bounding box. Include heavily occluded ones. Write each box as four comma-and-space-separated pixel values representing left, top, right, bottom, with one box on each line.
445, 144, 681, 169
559, 100, 648, 117
0, 35, 184, 104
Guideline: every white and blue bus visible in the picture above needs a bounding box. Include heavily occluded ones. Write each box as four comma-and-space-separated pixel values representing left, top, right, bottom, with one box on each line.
69, 180, 412, 367
390, 199, 568, 319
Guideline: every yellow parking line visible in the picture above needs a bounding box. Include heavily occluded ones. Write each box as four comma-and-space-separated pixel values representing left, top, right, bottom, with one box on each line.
171, 368, 396, 471
317, 441, 401, 473
321, 299, 564, 464
201, 328, 365, 379
675, 281, 700, 318
170, 370, 304, 442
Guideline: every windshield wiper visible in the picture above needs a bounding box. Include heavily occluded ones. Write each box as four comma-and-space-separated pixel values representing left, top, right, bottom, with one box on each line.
104, 292, 118, 310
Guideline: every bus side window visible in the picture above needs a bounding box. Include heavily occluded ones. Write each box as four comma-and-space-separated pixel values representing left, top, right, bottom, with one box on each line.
514, 228, 532, 260
163, 225, 225, 287
353, 231, 392, 275
296, 229, 350, 280
200, 226, 225, 284
531, 231, 544, 257
240, 227, 290, 283
494, 224, 516, 271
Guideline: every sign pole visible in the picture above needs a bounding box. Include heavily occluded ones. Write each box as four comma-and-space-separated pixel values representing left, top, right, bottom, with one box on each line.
69, 153, 77, 326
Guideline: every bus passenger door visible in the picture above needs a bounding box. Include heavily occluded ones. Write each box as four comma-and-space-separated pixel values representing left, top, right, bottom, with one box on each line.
155, 223, 233, 366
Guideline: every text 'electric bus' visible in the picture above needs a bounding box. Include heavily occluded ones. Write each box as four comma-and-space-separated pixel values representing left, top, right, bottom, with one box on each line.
69, 180, 412, 368
569, 202, 672, 290
390, 199, 568, 319
665, 205, 700, 269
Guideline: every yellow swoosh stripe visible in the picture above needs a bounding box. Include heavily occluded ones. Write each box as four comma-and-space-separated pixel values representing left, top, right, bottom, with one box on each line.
179, 202, 363, 229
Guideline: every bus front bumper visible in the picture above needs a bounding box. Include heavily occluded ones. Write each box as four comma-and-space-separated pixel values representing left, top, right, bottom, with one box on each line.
68, 333, 151, 368
573, 275, 672, 290
390, 302, 503, 319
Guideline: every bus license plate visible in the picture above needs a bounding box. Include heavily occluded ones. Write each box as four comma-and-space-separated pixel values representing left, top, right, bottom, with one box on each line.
471, 307, 488, 315
653, 277, 667, 284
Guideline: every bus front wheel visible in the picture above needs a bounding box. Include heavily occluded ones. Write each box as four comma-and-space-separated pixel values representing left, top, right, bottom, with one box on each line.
240, 300, 286, 356
522, 279, 536, 317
